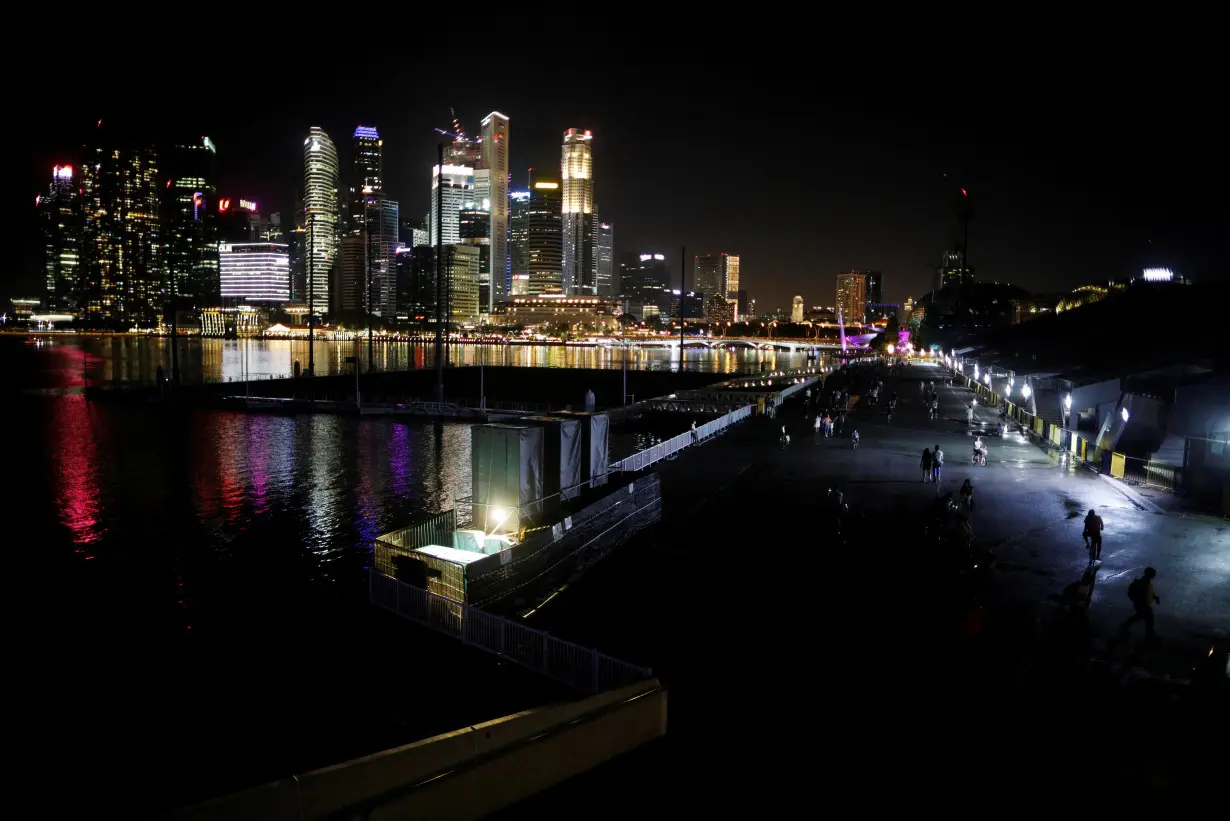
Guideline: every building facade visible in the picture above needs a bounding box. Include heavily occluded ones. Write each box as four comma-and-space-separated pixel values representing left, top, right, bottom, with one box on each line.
862, 271, 883, 321
938, 250, 974, 291
596, 221, 615, 297
79, 143, 162, 327
505, 295, 620, 331
561, 128, 595, 294
791, 295, 804, 322
303, 127, 340, 317
429, 164, 474, 247
836, 271, 867, 325
366, 195, 400, 316
444, 243, 481, 326
621, 253, 671, 318
695, 252, 740, 315
38, 164, 82, 314
508, 190, 531, 296
395, 246, 434, 323
524, 180, 563, 296
162, 137, 219, 309
481, 111, 510, 305
348, 126, 382, 236
219, 243, 290, 303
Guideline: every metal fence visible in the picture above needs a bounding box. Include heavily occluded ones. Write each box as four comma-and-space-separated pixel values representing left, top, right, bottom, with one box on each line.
370, 571, 652, 693
1119, 455, 1183, 493
609, 404, 753, 473
373, 510, 457, 578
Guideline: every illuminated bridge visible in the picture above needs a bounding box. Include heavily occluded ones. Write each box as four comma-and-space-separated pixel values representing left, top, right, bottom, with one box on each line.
579, 335, 879, 354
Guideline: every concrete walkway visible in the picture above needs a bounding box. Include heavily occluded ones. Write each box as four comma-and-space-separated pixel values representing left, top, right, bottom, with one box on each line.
513, 361, 1229, 808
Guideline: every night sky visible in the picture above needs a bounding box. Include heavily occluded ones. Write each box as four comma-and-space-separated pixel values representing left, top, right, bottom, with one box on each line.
6, 44, 1226, 310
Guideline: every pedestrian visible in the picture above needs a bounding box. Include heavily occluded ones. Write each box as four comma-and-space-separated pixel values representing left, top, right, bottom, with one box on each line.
932, 445, 944, 483
1122, 567, 1160, 641
921, 447, 933, 482
814, 414, 822, 436
691, 420, 699, 445
823, 413, 833, 437
1084, 509, 1104, 560
959, 478, 974, 510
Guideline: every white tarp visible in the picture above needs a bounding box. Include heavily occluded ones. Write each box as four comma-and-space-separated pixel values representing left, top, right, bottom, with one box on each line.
471, 424, 544, 528
523, 416, 584, 501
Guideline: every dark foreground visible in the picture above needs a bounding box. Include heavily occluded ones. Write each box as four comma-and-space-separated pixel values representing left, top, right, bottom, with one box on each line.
501, 362, 1228, 810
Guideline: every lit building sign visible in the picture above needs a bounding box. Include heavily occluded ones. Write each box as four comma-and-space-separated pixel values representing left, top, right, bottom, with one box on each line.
218, 198, 232, 212
220, 243, 291, 303
53, 165, 73, 180
193, 192, 204, 220
510, 190, 530, 200
654, 254, 665, 261
239, 199, 258, 212
533, 181, 559, 189
1141, 267, 1173, 282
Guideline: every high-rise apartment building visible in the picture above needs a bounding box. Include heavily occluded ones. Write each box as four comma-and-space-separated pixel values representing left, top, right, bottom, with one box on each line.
348, 126, 382, 236
303, 127, 339, 317
480, 111, 510, 304
561, 128, 595, 294
938, 250, 974, 290
163, 137, 219, 308
366, 195, 400, 316
219, 243, 290, 303
596, 221, 615, 296
524, 180, 563, 296
79, 142, 162, 327
508, 190, 531, 296
429, 164, 474, 247
37, 164, 82, 314
621, 253, 670, 317
862, 270, 884, 322
334, 236, 366, 313
396, 246, 435, 322
836, 271, 867, 325
694, 252, 740, 313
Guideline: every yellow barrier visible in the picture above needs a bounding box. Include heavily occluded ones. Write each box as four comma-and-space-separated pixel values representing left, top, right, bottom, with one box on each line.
1110, 452, 1126, 479
1049, 425, 1061, 446
1033, 417, 1044, 435
1079, 438, 1087, 460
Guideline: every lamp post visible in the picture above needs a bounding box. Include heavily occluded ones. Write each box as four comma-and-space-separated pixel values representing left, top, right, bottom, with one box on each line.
1063, 392, 1072, 429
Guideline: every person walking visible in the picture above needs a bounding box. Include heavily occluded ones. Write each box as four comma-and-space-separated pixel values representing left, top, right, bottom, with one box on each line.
959, 478, 974, 511
932, 445, 944, 483
1084, 509, 1104, 561
823, 413, 833, 437
921, 447, 933, 482
813, 414, 822, 437
1122, 567, 1160, 641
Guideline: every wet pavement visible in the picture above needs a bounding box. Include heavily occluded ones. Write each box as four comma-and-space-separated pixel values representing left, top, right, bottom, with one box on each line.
509, 360, 1229, 808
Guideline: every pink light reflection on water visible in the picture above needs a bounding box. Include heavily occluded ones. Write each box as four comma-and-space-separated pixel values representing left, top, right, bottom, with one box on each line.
53, 395, 103, 550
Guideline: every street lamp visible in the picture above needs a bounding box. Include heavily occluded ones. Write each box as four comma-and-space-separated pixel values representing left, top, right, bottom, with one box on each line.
1121, 406, 1130, 423
1020, 383, 1031, 399
983, 372, 991, 386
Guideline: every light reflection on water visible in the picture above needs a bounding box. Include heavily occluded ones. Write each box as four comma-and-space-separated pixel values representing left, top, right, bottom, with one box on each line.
35, 335, 819, 386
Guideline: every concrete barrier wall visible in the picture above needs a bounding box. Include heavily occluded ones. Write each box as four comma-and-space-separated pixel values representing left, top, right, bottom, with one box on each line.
170, 678, 666, 821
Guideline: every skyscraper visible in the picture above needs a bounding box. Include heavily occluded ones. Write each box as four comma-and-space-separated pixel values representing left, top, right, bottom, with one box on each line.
303, 127, 339, 317
836, 271, 867, 325
37, 164, 82, 314
348, 126, 382, 236
938, 250, 974, 290
219, 243, 291, 303
79, 142, 162, 327
508, 189, 531, 296
443, 244, 481, 326
429, 164, 474, 246
481, 112, 510, 304
524, 180, 563, 296
366, 195, 400, 316
596, 221, 615, 296
862, 270, 884, 321
163, 137, 219, 308
561, 128, 595, 294
694, 252, 740, 310
622, 253, 670, 317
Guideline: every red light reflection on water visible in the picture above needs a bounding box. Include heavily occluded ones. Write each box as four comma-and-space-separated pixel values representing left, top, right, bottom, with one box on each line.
53, 395, 102, 548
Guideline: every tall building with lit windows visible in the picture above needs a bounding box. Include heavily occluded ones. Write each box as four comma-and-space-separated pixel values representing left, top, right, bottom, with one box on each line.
79, 141, 162, 327
596, 221, 615, 297
836, 270, 867, 325
481, 111, 510, 304
694, 252, 740, 313
561, 128, 595, 294
429, 164, 474, 246
37, 164, 82, 314
220, 243, 290, 303
163, 136, 219, 307
303, 127, 339, 316
348, 126, 383, 236
508, 190, 531, 295
525, 179, 563, 296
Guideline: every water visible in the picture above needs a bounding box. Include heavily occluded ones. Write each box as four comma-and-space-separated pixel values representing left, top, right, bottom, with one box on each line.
23, 334, 817, 387
5, 334, 819, 810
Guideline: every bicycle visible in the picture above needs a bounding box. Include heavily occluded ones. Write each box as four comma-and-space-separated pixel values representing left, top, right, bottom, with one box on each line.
1086, 532, 1102, 564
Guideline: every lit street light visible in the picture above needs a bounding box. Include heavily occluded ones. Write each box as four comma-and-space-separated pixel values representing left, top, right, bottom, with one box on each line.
1121, 407, 1130, 423
1020, 383, 1032, 398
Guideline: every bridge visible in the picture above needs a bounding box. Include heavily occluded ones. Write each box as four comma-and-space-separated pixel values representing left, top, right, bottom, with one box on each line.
577, 335, 878, 354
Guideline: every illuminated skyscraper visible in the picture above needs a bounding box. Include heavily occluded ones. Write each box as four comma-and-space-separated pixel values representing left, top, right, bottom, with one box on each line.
596, 220, 615, 297
694, 252, 740, 309
481, 111, 510, 304
508, 190, 531, 296
37, 164, 82, 314
348, 126, 383, 236
429, 164, 474, 246
303, 127, 339, 317
366, 195, 399, 316
443, 244, 481, 326
836, 271, 867, 325
163, 136, 219, 308
525, 180, 563, 296
561, 128, 595, 294
220, 243, 290, 303
79, 142, 162, 327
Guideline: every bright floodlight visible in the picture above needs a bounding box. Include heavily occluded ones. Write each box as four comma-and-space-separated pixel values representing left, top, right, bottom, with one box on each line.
1141, 267, 1173, 282
1121, 407, 1130, 423
1064, 393, 1072, 410
488, 506, 511, 535
984, 372, 991, 385
886, 343, 895, 354
1021, 383, 1032, 398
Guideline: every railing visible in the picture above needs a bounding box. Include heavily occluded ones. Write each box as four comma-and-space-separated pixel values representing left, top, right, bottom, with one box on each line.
1118, 454, 1184, 493
374, 510, 456, 577
609, 403, 754, 473
370, 571, 652, 693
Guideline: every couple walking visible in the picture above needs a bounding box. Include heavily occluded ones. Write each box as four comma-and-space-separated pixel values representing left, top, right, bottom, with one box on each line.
921, 445, 944, 483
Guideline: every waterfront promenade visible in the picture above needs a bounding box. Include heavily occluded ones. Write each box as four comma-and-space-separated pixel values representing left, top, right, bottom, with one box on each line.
509, 361, 1229, 809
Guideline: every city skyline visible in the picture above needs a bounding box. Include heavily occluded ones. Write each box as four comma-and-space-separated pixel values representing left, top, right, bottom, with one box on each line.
9, 50, 1226, 310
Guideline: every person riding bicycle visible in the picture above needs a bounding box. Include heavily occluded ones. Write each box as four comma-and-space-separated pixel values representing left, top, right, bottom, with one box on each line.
1084, 509, 1104, 560
973, 435, 987, 464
